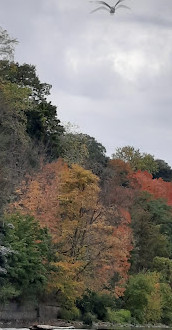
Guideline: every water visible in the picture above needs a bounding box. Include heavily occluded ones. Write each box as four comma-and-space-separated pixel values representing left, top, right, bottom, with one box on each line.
0, 328, 171, 330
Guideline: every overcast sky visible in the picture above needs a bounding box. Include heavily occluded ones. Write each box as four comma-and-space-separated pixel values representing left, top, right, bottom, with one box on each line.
1, 0, 172, 164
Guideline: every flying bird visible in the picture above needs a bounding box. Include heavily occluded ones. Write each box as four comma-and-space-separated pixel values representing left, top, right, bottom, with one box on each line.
90, 0, 130, 14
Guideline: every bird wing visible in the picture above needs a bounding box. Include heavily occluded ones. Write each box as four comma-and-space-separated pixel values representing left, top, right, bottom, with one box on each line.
90, 1, 112, 9
90, 6, 109, 13
115, 0, 126, 7
116, 4, 131, 10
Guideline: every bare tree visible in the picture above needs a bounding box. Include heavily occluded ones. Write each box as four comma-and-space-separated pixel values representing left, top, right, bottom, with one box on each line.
0, 27, 18, 61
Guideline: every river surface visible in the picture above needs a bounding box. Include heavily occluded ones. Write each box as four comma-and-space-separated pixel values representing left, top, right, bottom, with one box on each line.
0, 328, 171, 330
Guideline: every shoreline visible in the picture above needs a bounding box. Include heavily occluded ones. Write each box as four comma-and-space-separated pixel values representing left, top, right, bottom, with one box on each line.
0, 320, 171, 329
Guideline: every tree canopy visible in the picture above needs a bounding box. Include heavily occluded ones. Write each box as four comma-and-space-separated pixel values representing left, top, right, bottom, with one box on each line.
1, 26, 172, 326
112, 146, 159, 174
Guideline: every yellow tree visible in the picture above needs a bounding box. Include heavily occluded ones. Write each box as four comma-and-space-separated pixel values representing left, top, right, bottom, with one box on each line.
55, 163, 102, 297
56, 163, 132, 297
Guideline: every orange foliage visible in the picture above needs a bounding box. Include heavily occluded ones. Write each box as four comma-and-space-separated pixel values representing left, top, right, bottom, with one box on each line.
133, 170, 172, 205
10, 159, 65, 237
10, 159, 132, 297
97, 159, 134, 295
93, 207, 132, 297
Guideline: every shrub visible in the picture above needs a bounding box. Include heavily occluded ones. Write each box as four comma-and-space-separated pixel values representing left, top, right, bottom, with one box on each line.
160, 283, 172, 325
83, 312, 97, 326
106, 308, 131, 324
60, 306, 81, 321
77, 290, 116, 321
0, 282, 20, 303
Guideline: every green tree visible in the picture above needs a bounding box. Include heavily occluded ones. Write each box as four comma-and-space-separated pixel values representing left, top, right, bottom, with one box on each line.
82, 134, 108, 177
0, 218, 20, 302
61, 132, 108, 178
160, 282, 172, 324
0, 89, 40, 215
112, 146, 158, 174
60, 132, 89, 167
153, 257, 172, 287
1, 213, 53, 300
0, 58, 64, 214
153, 159, 172, 182
147, 198, 172, 251
152, 257, 172, 324
125, 272, 162, 323
130, 193, 172, 272
0, 60, 64, 160
0, 220, 12, 274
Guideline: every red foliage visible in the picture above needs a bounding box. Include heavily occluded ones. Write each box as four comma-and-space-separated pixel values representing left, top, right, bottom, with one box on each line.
133, 170, 172, 205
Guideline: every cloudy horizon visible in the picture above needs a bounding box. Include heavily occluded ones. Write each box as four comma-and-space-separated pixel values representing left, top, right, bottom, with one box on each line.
1, 0, 172, 165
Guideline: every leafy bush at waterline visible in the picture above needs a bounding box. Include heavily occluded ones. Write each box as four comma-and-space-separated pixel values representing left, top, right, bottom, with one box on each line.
77, 290, 116, 321
106, 308, 131, 324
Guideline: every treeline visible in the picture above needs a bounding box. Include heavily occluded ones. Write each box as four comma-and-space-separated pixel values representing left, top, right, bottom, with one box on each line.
1, 27, 172, 325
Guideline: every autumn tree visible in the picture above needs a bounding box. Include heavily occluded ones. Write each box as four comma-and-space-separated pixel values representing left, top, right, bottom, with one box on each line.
47, 163, 107, 299
99, 159, 134, 296
132, 170, 172, 206
11, 160, 132, 301
107, 159, 133, 187
55, 163, 132, 297
10, 160, 64, 236
101, 159, 135, 211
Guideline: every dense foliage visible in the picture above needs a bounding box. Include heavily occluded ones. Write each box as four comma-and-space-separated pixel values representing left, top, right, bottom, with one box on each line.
0, 213, 53, 302
1, 27, 172, 325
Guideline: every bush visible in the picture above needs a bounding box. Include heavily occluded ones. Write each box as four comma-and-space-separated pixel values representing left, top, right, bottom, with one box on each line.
60, 306, 81, 321
162, 311, 172, 326
0, 282, 20, 303
160, 283, 172, 325
83, 312, 97, 326
106, 308, 131, 324
77, 290, 116, 321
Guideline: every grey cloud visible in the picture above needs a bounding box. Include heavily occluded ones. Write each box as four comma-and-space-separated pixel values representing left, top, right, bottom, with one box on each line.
1, 0, 172, 165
